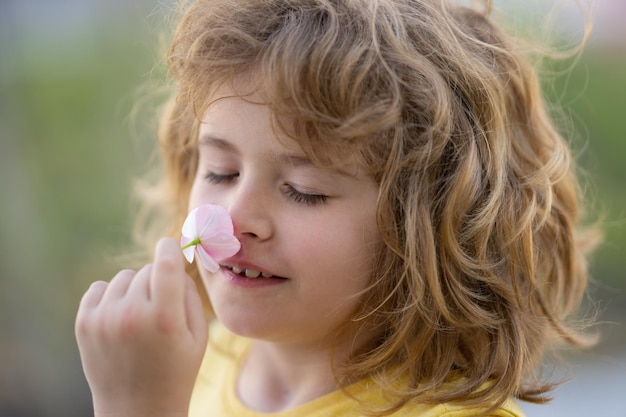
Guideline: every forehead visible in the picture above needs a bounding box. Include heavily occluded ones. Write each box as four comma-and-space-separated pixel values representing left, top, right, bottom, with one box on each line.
199, 89, 300, 157
199, 85, 367, 175
200, 93, 271, 136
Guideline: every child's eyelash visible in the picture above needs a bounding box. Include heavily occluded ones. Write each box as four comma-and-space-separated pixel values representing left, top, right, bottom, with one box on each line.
283, 185, 328, 206
205, 172, 327, 206
204, 171, 238, 184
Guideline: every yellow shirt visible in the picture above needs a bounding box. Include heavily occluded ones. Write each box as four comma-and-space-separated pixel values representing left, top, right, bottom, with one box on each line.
189, 322, 525, 417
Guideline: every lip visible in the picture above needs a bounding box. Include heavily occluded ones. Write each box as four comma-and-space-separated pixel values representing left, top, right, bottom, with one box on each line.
220, 257, 283, 277
219, 257, 288, 287
219, 265, 288, 288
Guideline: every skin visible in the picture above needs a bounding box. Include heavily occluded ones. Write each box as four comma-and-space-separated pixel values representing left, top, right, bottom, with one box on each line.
75, 238, 208, 417
189, 89, 382, 411
75, 86, 382, 415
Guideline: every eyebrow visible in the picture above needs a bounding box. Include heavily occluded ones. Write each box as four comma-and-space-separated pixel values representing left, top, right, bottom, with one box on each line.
198, 135, 239, 154
276, 153, 358, 179
198, 134, 357, 178
199, 134, 313, 166
275, 153, 316, 168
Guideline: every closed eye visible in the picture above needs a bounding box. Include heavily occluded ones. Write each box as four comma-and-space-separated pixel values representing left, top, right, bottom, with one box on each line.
282, 184, 328, 206
204, 171, 239, 184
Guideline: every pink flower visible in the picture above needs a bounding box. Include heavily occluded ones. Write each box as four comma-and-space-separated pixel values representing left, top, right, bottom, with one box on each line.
180, 204, 241, 273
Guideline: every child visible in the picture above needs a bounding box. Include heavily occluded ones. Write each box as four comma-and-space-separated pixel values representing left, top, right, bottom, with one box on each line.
75, 0, 599, 416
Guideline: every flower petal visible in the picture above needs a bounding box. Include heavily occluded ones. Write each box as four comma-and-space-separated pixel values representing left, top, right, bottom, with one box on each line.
181, 206, 200, 239
180, 204, 241, 268
180, 235, 196, 263
197, 205, 234, 240
201, 232, 241, 260
195, 246, 220, 273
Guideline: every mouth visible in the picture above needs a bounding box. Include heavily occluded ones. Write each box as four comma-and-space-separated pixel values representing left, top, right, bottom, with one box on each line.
223, 265, 286, 279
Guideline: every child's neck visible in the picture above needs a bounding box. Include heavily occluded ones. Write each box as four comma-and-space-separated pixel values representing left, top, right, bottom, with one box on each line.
236, 339, 351, 413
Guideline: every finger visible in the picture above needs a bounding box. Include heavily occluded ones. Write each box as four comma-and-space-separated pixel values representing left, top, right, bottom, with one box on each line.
75, 281, 108, 340
99, 269, 136, 304
126, 263, 153, 300
78, 280, 108, 311
184, 277, 208, 344
151, 238, 187, 311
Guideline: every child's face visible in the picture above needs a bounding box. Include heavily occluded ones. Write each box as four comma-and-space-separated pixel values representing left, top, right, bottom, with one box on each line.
188, 86, 382, 348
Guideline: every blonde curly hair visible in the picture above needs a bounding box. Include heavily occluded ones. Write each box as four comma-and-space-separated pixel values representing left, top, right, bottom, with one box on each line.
138, 0, 600, 414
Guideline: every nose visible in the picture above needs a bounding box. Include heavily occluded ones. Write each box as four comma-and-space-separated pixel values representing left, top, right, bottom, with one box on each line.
226, 178, 273, 242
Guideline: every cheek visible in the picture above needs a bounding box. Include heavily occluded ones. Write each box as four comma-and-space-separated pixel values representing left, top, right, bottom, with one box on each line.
197, 265, 210, 287
196, 264, 219, 302
188, 178, 215, 210
188, 179, 202, 208
297, 218, 381, 286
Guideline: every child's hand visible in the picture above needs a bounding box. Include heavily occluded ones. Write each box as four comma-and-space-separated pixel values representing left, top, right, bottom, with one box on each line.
75, 238, 208, 417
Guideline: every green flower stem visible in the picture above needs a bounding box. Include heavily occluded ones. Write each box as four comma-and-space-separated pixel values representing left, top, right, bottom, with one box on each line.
181, 237, 201, 250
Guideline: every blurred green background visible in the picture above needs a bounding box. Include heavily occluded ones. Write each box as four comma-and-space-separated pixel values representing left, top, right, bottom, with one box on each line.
0, 1, 624, 416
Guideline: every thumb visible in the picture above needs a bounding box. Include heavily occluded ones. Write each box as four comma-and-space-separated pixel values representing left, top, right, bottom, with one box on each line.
151, 237, 187, 311
184, 276, 209, 346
